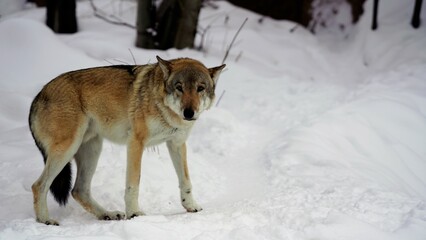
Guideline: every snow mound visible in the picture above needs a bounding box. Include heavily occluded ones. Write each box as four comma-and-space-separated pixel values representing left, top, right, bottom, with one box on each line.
0, 18, 100, 90
266, 65, 426, 232
1, 0, 426, 239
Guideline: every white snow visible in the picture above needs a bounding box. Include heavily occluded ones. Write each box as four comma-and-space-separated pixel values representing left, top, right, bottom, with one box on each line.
1, 0, 426, 239
0, 0, 26, 17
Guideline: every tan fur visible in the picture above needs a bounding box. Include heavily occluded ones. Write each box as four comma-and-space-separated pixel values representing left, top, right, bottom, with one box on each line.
29, 57, 225, 225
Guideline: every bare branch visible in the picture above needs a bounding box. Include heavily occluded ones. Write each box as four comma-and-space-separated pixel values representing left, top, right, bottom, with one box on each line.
104, 59, 115, 65
221, 17, 248, 65
290, 23, 299, 33
235, 51, 243, 62
113, 58, 130, 65
215, 90, 226, 107
128, 49, 137, 65
90, 0, 135, 29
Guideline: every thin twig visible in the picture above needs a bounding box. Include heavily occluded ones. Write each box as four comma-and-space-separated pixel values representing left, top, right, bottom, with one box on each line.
90, 0, 135, 29
113, 58, 130, 65
221, 18, 248, 65
215, 90, 226, 107
196, 12, 227, 51
104, 59, 115, 65
128, 49, 137, 65
290, 23, 299, 33
235, 51, 243, 62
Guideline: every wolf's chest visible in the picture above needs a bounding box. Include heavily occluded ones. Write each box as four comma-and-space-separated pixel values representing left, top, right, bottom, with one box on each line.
145, 120, 188, 146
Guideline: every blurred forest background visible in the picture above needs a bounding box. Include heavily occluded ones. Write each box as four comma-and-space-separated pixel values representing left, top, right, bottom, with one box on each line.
0, 0, 422, 50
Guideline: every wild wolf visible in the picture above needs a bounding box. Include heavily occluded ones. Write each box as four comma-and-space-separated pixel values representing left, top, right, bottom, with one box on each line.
29, 56, 225, 225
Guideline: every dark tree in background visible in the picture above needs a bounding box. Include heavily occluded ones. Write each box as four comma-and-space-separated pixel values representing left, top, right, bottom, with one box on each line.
28, 0, 46, 7
372, 0, 379, 30
227, 0, 312, 26
228, 0, 366, 31
174, 0, 202, 49
372, 0, 423, 30
410, 0, 422, 28
136, 0, 202, 50
28, 0, 422, 41
135, 0, 156, 48
46, 0, 78, 33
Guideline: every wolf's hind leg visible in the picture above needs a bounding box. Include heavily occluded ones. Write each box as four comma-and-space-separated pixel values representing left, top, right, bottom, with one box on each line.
167, 141, 202, 213
32, 149, 76, 225
72, 135, 125, 220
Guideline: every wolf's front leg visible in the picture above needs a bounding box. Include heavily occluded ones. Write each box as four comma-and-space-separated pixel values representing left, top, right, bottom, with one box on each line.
125, 134, 145, 219
167, 141, 202, 212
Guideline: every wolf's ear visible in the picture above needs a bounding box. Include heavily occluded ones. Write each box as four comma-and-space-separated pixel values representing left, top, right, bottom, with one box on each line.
156, 56, 172, 80
209, 64, 226, 84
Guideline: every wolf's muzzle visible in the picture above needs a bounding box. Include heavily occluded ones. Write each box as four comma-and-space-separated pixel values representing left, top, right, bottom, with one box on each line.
183, 108, 195, 121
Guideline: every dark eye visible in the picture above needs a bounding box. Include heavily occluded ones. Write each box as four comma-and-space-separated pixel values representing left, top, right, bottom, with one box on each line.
176, 85, 183, 92
197, 86, 205, 92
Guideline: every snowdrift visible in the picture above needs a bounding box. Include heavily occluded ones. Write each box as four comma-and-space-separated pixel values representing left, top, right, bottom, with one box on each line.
0, 0, 425, 239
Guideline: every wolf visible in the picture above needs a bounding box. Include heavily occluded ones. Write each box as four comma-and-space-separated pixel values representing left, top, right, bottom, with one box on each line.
29, 56, 225, 225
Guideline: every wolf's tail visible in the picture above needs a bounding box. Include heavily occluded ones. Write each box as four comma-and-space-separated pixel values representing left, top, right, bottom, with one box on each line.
48, 162, 72, 206
29, 96, 72, 206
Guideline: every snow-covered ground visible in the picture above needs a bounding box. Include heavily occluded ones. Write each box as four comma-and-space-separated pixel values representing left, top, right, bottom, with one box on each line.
1, 0, 426, 239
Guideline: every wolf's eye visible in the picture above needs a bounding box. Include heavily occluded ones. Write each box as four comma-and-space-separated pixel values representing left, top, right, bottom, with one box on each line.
176, 85, 183, 92
197, 86, 205, 92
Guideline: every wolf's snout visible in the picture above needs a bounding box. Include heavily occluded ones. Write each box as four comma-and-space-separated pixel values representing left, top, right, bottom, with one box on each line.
183, 108, 195, 120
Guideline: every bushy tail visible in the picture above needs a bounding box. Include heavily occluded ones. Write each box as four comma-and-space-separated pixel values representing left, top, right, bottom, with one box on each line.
49, 162, 72, 206
34, 141, 73, 206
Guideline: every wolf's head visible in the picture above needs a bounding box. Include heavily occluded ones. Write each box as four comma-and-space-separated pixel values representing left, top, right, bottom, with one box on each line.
157, 56, 225, 121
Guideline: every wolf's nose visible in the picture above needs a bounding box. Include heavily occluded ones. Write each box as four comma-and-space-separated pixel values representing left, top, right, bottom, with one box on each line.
183, 108, 195, 119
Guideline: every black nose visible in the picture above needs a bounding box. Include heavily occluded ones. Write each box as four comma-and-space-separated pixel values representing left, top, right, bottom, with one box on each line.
183, 108, 194, 119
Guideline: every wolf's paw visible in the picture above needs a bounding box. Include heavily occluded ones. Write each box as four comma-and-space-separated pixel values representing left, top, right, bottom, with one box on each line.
37, 218, 59, 226
126, 210, 145, 219
99, 211, 125, 221
182, 201, 203, 213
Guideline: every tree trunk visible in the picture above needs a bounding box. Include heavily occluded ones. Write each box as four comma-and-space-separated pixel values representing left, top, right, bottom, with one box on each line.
135, 0, 201, 50
411, 0, 423, 28
371, 0, 379, 30
46, 0, 78, 33
135, 0, 156, 49
28, 0, 46, 7
156, 0, 181, 49
174, 0, 201, 49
